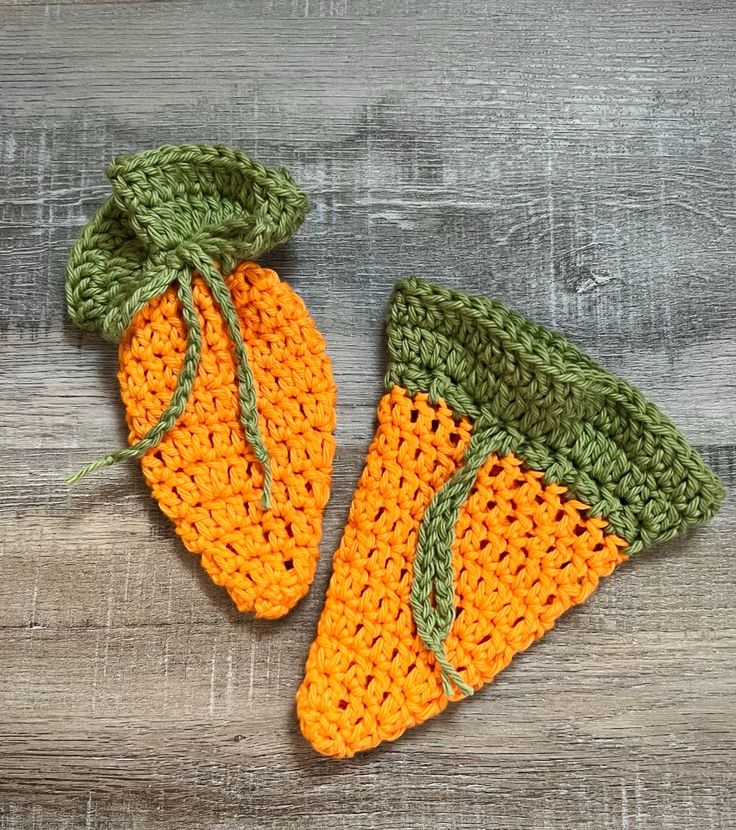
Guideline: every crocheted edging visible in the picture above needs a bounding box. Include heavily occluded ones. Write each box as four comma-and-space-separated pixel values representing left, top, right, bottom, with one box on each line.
385, 277, 724, 554
66, 144, 309, 342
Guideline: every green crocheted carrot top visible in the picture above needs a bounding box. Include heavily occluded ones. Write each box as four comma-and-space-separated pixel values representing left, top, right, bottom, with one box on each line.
386, 278, 724, 695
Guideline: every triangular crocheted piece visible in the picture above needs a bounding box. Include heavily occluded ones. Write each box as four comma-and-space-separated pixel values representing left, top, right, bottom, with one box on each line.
297, 278, 722, 756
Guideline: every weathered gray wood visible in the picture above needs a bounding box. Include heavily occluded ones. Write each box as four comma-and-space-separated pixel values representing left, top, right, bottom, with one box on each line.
1, 2, 734, 828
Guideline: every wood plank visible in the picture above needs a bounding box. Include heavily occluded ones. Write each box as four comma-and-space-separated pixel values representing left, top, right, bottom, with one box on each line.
1, 1, 734, 828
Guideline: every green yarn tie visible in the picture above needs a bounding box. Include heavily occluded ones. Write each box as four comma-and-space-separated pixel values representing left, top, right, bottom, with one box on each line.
410, 416, 503, 697
66, 265, 202, 485
66, 144, 310, 508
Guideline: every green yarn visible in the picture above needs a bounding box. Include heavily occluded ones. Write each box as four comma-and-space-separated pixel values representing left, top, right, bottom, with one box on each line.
66, 144, 310, 506
66, 266, 202, 485
388, 277, 724, 695
387, 277, 724, 552
411, 417, 507, 697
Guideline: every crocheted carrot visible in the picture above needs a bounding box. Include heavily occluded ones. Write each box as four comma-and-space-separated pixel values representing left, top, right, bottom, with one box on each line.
297, 278, 723, 757
66, 145, 336, 619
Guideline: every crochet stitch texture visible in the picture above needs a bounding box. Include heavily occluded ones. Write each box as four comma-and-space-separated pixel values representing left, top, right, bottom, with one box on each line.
297, 278, 723, 757
67, 146, 336, 618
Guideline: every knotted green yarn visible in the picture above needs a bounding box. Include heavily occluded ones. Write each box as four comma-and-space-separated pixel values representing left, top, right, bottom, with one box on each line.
66, 144, 310, 507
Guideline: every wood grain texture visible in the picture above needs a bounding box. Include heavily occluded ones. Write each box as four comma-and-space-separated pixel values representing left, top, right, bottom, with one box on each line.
1, 2, 734, 828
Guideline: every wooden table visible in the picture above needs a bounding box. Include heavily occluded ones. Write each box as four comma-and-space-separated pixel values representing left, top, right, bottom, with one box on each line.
1, 2, 734, 828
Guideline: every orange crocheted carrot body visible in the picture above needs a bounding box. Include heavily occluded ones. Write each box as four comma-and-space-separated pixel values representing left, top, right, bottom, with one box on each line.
297, 388, 627, 757
118, 262, 336, 619
298, 279, 721, 757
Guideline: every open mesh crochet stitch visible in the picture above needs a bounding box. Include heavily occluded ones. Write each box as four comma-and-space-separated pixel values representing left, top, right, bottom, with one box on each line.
297, 278, 723, 757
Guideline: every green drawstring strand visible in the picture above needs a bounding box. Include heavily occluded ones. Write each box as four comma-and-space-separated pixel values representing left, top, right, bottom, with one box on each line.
67, 244, 273, 510
410, 418, 503, 697
66, 267, 201, 484
188, 248, 273, 509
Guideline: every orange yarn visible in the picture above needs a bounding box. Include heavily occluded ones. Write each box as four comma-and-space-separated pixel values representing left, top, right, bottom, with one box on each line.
297, 387, 627, 757
118, 261, 336, 619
